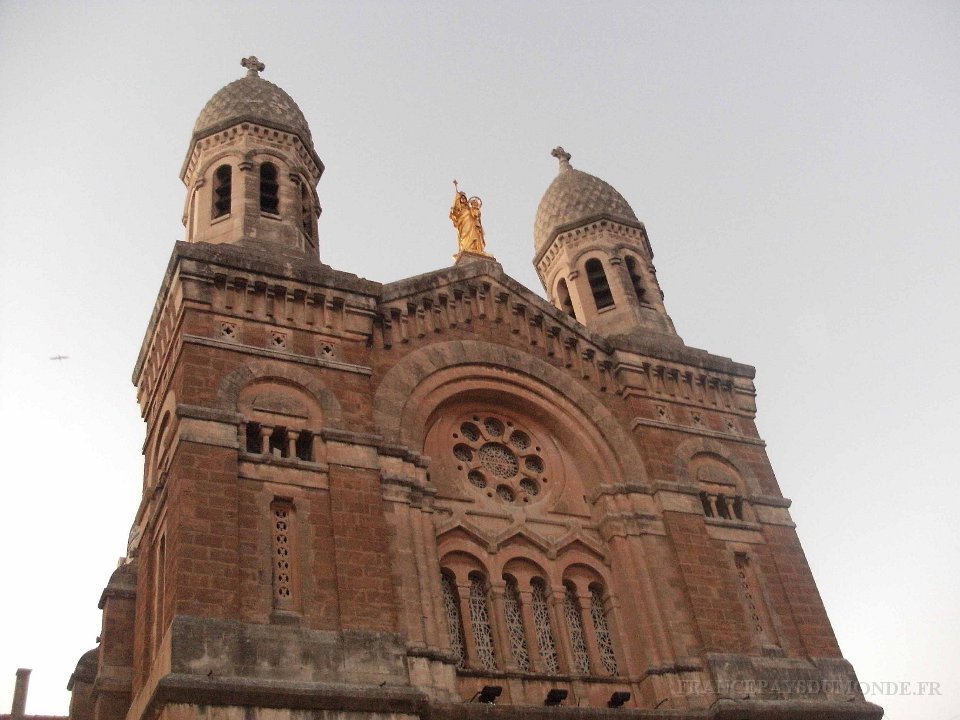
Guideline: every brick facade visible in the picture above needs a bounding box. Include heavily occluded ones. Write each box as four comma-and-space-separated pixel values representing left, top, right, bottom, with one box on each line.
66, 61, 880, 720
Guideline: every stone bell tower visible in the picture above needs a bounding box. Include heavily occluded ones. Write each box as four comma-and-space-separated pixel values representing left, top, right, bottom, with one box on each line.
533, 147, 677, 340
181, 56, 324, 259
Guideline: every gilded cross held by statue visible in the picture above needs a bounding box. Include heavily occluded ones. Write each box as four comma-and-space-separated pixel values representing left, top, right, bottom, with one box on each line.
450, 180, 489, 258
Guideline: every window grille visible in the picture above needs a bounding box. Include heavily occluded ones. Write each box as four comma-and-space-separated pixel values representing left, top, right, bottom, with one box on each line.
590, 587, 618, 675
441, 574, 466, 669
735, 553, 775, 646
531, 580, 559, 674
271, 502, 293, 608
564, 585, 590, 673
504, 578, 530, 671
469, 574, 497, 670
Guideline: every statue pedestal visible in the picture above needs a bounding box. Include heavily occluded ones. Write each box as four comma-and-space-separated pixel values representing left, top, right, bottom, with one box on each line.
453, 250, 495, 266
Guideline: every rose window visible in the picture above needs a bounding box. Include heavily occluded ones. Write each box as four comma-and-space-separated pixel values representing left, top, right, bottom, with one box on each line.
451, 413, 548, 505
479, 443, 519, 478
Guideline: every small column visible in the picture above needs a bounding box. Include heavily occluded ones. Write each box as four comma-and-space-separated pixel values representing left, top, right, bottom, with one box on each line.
287, 430, 299, 459
489, 581, 517, 671
259, 425, 272, 455
457, 580, 480, 669
549, 588, 575, 675
578, 589, 602, 675
519, 588, 546, 673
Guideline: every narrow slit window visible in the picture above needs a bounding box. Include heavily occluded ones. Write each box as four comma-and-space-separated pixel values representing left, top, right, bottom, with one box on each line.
585, 259, 614, 310
260, 162, 280, 214
213, 165, 232, 218
625, 256, 646, 303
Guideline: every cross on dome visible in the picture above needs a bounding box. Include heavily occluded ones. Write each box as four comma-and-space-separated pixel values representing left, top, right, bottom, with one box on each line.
551, 146, 572, 171
241, 55, 265, 77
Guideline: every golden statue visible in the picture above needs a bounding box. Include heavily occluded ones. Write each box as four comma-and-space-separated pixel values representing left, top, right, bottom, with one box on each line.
450, 180, 487, 256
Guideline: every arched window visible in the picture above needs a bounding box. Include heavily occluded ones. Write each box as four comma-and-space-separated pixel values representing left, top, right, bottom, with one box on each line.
556, 279, 576, 319
269, 426, 288, 458
213, 165, 232, 218
503, 575, 530, 670
531, 578, 559, 674
440, 572, 466, 668
260, 162, 279, 214
300, 181, 313, 240
468, 572, 497, 670
625, 255, 646, 303
295, 431, 313, 461
563, 582, 590, 673
245, 422, 262, 453
585, 259, 614, 310
589, 584, 618, 675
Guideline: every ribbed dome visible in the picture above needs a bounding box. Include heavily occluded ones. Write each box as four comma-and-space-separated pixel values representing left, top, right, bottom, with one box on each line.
192, 57, 312, 144
534, 148, 639, 253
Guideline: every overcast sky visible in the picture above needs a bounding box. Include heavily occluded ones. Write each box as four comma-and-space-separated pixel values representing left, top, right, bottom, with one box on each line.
0, 2, 957, 719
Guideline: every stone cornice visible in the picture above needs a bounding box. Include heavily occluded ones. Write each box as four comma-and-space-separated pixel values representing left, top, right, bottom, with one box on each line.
181, 118, 323, 184
533, 214, 649, 268
631, 417, 765, 444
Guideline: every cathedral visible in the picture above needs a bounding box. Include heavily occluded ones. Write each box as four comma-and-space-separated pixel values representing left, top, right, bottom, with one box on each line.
65, 58, 881, 720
